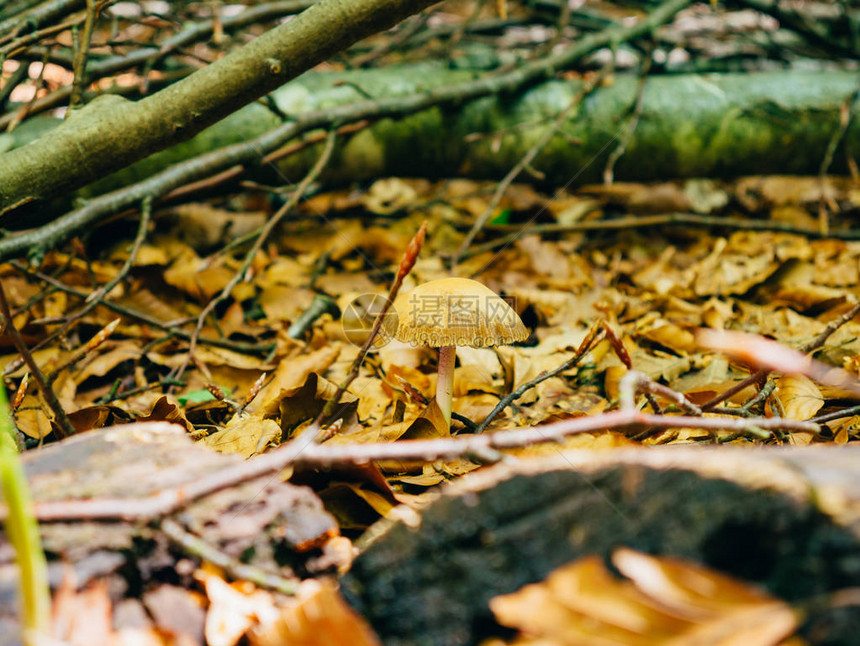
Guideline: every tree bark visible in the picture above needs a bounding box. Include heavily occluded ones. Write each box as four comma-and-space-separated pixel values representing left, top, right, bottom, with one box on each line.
344, 446, 860, 645
0, 0, 438, 216
4, 66, 856, 206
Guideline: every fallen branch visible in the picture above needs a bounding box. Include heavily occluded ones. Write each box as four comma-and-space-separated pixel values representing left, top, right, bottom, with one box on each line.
0, 0, 694, 260
0, 0, 441, 214
8, 408, 820, 522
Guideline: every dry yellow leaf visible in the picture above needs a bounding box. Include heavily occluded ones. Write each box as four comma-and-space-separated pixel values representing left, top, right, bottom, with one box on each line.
774, 375, 824, 420
203, 415, 281, 458
250, 580, 380, 646
490, 549, 800, 646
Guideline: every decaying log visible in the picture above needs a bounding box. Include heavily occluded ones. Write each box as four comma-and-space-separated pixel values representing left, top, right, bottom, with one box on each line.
343, 446, 860, 646
0, 424, 337, 639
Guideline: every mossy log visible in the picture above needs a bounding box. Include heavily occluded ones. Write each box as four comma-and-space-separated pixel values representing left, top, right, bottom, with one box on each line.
343, 445, 860, 646
1, 66, 857, 225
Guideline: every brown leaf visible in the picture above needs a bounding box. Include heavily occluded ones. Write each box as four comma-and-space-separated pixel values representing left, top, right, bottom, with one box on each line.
773, 375, 824, 421
249, 580, 381, 646
203, 415, 282, 458
197, 570, 279, 646
253, 345, 341, 412
490, 550, 800, 646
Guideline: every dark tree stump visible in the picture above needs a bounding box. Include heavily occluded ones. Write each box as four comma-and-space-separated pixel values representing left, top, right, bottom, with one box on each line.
343, 446, 860, 646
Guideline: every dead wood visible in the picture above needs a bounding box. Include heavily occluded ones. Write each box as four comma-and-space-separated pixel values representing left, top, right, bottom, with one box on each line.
343, 446, 860, 645
0, 424, 338, 639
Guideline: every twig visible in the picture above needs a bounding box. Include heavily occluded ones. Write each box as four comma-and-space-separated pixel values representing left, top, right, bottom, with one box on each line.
603, 49, 652, 185
601, 320, 660, 413
304, 220, 427, 441
475, 320, 604, 433
161, 518, 298, 595
700, 300, 860, 410
8, 261, 273, 357
8, 410, 821, 522
3, 198, 152, 377
452, 71, 605, 269
459, 212, 860, 260
810, 404, 860, 425
699, 329, 860, 400
817, 85, 860, 235
176, 130, 338, 382
732, 0, 860, 58
617, 370, 702, 416
67, 0, 97, 111
0, 280, 75, 438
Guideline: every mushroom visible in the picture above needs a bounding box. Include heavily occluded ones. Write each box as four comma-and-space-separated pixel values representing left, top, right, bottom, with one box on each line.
388, 277, 528, 426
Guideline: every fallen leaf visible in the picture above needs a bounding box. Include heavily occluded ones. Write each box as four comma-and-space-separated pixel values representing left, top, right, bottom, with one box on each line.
773, 375, 824, 421
250, 580, 381, 646
197, 570, 280, 646
490, 549, 800, 646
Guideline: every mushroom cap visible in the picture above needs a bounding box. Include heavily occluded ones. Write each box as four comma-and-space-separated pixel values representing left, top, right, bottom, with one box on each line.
389, 277, 528, 348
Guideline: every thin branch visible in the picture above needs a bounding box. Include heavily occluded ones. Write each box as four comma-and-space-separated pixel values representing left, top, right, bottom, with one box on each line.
176, 129, 338, 382
3, 198, 152, 377
701, 300, 860, 411
603, 49, 652, 185
11, 409, 821, 522
475, 320, 604, 433
0, 281, 75, 438
452, 70, 606, 269
300, 220, 427, 444
161, 518, 299, 595
618, 370, 702, 416
68, 0, 97, 111
7, 261, 273, 357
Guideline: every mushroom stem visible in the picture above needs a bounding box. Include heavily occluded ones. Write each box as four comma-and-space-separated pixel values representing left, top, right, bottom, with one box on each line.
436, 345, 456, 425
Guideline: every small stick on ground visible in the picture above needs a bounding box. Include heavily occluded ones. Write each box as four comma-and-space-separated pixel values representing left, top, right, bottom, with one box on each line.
475, 320, 604, 433
8, 409, 822, 522
161, 518, 298, 595
176, 129, 338, 383
602, 320, 661, 413
3, 197, 153, 377
0, 280, 75, 439
618, 370, 702, 416
301, 221, 428, 443
701, 300, 860, 411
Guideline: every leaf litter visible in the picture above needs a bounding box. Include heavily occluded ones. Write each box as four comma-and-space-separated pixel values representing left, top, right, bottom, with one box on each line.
4, 174, 860, 643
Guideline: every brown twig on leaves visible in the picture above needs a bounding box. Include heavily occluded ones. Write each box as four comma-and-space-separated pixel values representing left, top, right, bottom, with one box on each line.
475, 319, 604, 433
3, 198, 153, 377
0, 280, 75, 438
602, 320, 662, 414
460, 212, 860, 261
699, 327, 860, 401
9, 260, 273, 356
306, 220, 428, 440
8, 408, 822, 522
700, 301, 860, 410
161, 518, 298, 595
176, 129, 338, 383
617, 370, 702, 416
